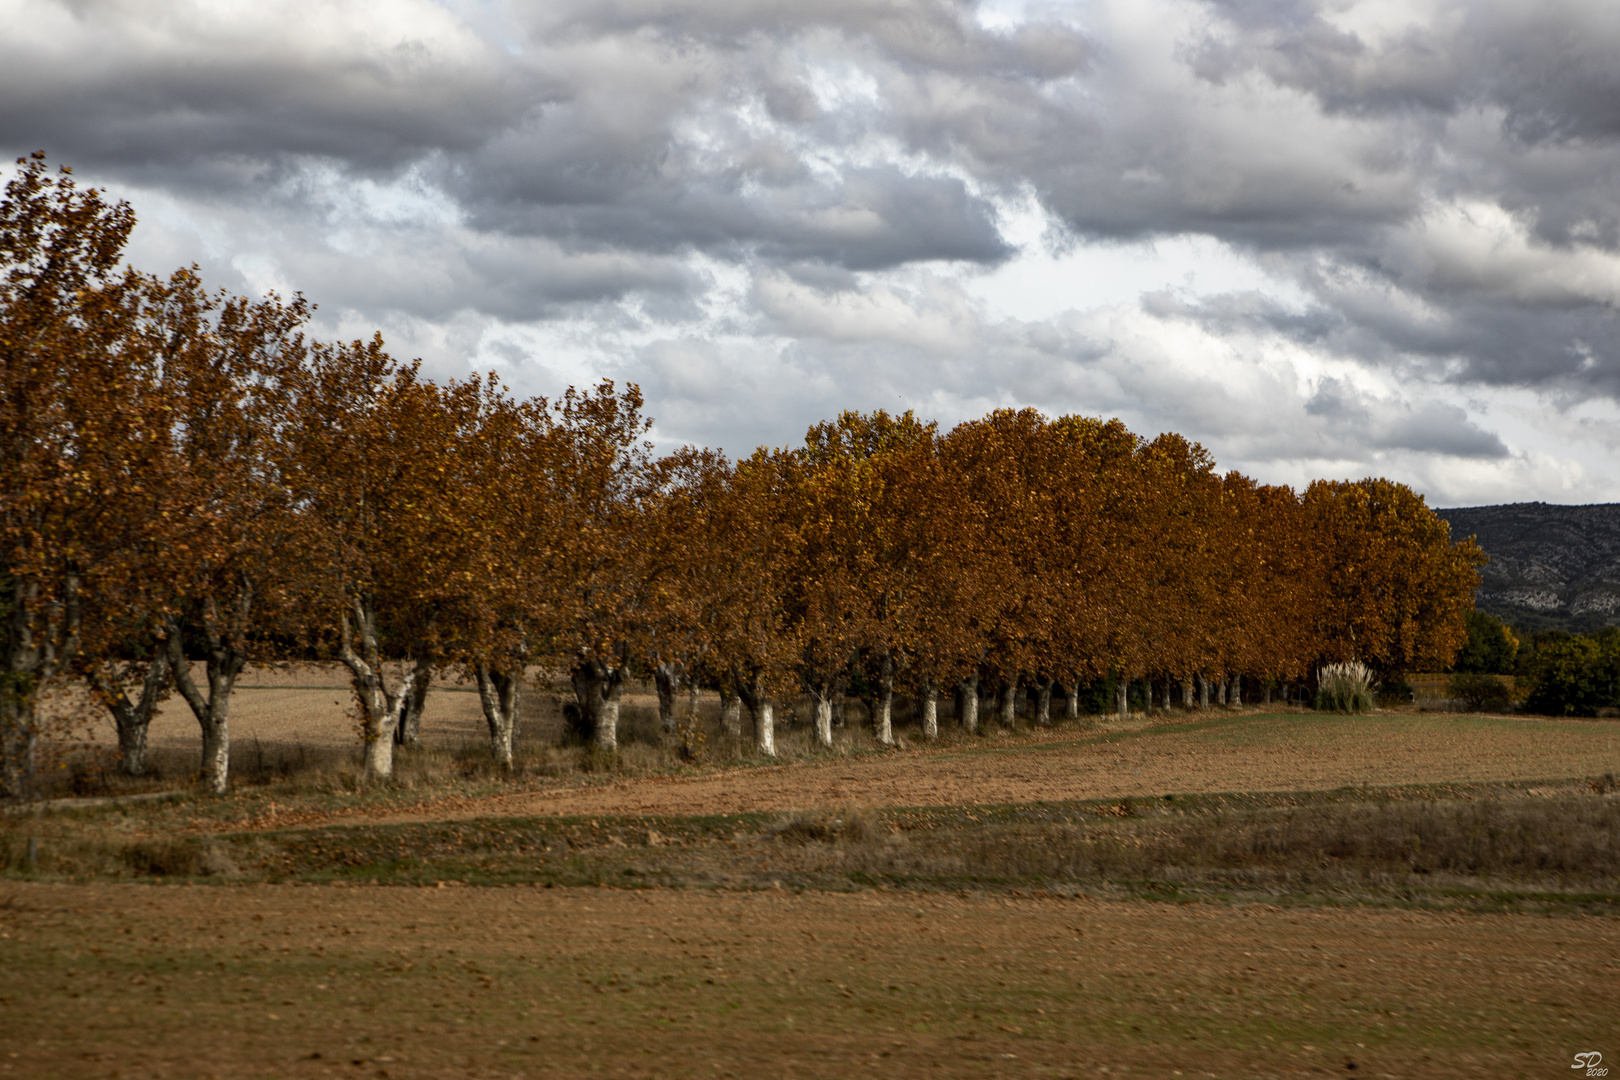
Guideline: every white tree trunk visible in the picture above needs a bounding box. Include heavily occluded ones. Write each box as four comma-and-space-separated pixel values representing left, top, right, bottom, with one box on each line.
343, 666, 412, 781
1198, 674, 1209, 708
1218, 678, 1228, 706
720, 686, 743, 738
352, 668, 413, 783
395, 653, 433, 748
201, 714, 230, 789
654, 662, 681, 735
596, 699, 620, 751
956, 677, 979, 733
1115, 678, 1128, 719
997, 679, 1018, 727
753, 700, 775, 757
921, 682, 938, 740
873, 652, 895, 746
475, 664, 522, 769
733, 671, 775, 756
1066, 681, 1080, 720
335, 597, 415, 783
1033, 678, 1052, 726
814, 694, 834, 749
362, 719, 394, 779
166, 617, 247, 795
571, 654, 627, 752
1231, 675, 1243, 706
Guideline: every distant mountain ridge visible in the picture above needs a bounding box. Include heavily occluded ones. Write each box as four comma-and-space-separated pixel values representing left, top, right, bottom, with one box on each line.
1433, 502, 1620, 634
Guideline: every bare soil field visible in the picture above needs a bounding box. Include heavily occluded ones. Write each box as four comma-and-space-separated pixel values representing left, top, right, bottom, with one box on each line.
3, 881, 1615, 1080
10, 684, 1619, 1078
407, 710, 1620, 824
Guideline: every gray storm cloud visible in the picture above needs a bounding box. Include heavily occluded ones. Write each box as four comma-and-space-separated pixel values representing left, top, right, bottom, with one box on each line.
2, 0, 1618, 500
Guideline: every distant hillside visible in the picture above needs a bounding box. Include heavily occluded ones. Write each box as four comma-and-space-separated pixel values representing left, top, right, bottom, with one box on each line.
1434, 502, 1620, 634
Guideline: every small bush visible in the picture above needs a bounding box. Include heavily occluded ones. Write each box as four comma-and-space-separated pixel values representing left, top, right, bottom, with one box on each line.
1315, 661, 1375, 713
1449, 672, 1512, 712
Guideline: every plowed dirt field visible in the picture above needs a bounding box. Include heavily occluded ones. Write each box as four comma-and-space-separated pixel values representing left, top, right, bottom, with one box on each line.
406, 711, 1620, 823
3, 882, 1615, 1080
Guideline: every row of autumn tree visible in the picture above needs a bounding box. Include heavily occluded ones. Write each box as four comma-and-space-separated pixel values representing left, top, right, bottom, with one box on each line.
0, 155, 1486, 797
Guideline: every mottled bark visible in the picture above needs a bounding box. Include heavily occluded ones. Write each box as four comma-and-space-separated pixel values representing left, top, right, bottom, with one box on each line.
998, 678, 1019, 728
1066, 681, 1080, 720
734, 671, 775, 757
1182, 678, 1194, 709
719, 683, 743, 739
1231, 675, 1243, 707
1034, 677, 1053, 727
1198, 674, 1210, 709
810, 681, 834, 750
654, 662, 682, 735
874, 652, 895, 746
955, 674, 980, 734
336, 596, 415, 783
1218, 678, 1228, 707
395, 651, 433, 748
920, 681, 939, 740
87, 651, 170, 777
474, 664, 522, 769
571, 653, 628, 752
166, 600, 250, 795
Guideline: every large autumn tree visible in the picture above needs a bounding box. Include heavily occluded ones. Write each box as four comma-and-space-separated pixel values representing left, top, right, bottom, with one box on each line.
0, 153, 150, 797
155, 271, 311, 793
1303, 478, 1484, 677
526, 382, 660, 752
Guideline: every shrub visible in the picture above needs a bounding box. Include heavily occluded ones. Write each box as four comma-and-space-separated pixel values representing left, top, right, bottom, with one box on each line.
1522, 632, 1620, 716
1448, 672, 1512, 712
1453, 610, 1519, 675
1315, 661, 1375, 713
1377, 677, 1414, 708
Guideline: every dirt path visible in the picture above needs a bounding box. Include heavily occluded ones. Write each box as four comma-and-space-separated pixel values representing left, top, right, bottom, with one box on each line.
3, 882, 1614, 1079
358, 712, 1620, 825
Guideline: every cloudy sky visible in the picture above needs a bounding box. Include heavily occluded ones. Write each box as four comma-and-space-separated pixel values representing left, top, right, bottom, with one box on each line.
6, 0, 1620, 506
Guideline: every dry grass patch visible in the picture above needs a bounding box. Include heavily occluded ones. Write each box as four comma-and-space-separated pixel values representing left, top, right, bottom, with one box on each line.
0, 882, 1615, 1079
